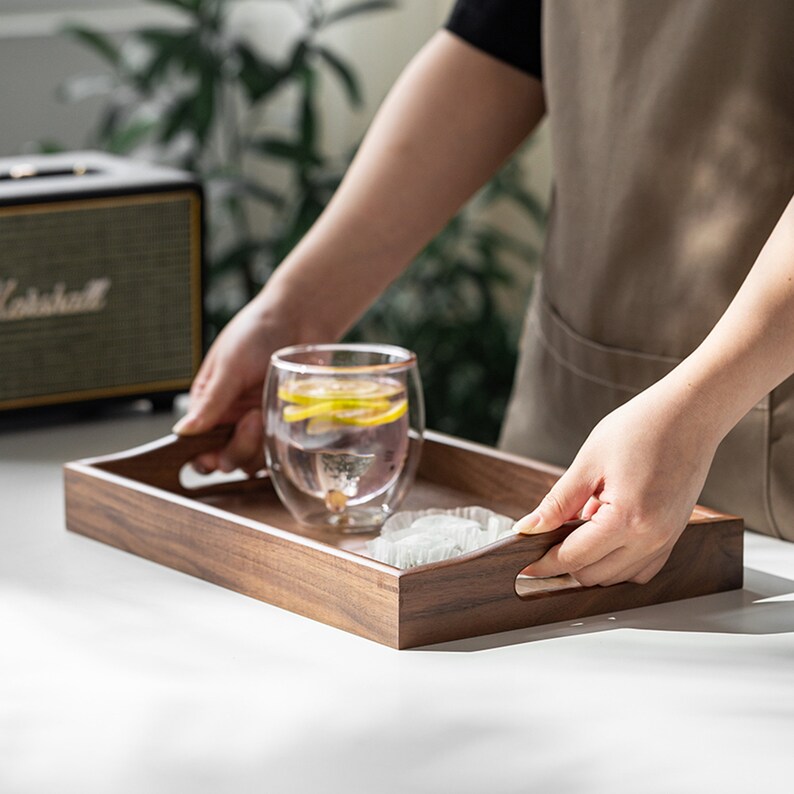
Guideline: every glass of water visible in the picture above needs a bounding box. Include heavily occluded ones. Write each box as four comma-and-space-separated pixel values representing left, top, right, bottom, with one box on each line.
264, 343, 424, 531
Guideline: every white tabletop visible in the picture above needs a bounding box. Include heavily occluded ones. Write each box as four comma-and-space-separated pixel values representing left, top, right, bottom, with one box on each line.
1, 407, 793, 794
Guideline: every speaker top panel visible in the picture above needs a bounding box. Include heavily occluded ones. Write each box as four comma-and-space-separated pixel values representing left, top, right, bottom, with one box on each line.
0, 151, 198, 206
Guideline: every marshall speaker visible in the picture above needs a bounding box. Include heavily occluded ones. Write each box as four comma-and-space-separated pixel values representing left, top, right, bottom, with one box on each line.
0, 151, 202, 411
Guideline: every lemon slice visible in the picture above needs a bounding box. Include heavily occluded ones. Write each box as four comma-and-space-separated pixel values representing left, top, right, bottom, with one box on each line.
332, 398, 408, 427
302, 399, 408, 431
282, 400, 337, 423
283, 398, 391, 423
278, 377, 402, 406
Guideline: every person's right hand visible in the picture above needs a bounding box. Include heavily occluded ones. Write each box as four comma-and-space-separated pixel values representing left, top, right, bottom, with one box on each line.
172, 298, 291, 475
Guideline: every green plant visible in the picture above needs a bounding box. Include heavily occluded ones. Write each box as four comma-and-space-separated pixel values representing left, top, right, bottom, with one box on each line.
57, 0, 547, 443
57, 0, 397, 336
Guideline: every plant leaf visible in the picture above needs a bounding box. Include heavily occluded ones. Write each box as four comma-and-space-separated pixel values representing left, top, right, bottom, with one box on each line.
137, 28, 194, 56
299, 67, 317, 153
192, 67, 216, 143
236, 43, 284, 103
62, 24, 120, 67
241, 181, 285, 207
160, 95, 194, 143
94, 104, 125, 148
36, 140, 66, 154
106, 118, 158, 153
286, 40, 308, 73
248, 136, 323, 167
249, 136, 305, 160
324, 0, 397, 27
504, 183, 546, 225
211, 239, 272, 276
316, 46, 362, 107
207, 174, 284, 207
137, 28, 217, 84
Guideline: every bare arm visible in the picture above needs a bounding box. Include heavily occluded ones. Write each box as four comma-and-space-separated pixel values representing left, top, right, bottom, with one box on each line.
262, 30, 545, 343
673, 197, 794, 433
175, 30, 545, 469
518, 195, 794, 586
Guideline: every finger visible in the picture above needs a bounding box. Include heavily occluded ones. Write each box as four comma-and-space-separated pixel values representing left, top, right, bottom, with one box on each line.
593, 512, 688, 585
218, 409, 264, 473
192, 451, 220, 475
581, 496, 602, 520
590, 549, 672, 587
521, 510, 624, 578
570, 545, 668, 587
173, 357, 242, 436
627, 553, 670, 585
528, 542, 656, 587
519, 542, 571, 579
190, 411, 264, 475
515, 464, 599, 536
566, 528, 679, 587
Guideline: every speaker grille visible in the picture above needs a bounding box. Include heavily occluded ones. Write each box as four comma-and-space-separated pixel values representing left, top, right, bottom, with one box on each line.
0, 190, 201, 408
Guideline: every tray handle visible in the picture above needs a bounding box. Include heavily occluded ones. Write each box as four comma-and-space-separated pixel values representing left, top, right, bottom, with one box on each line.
401, 521, 584, 585
396, 510, 745, 648
89, 426, 266, 497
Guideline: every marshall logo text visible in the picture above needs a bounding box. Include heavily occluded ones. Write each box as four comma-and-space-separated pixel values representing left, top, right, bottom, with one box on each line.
0, 277, 111, 322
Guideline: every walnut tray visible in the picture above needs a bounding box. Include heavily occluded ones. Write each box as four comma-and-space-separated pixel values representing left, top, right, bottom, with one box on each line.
64, 428, 744, 648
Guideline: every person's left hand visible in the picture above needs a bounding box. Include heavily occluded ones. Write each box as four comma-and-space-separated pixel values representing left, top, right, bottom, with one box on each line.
514, 383, 722, 586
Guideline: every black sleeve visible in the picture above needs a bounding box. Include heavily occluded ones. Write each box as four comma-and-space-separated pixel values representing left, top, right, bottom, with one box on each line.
445, 0, 542, 80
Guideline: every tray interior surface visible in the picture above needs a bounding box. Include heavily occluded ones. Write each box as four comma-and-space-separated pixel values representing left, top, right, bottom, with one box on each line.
192, 480, 581, 594
192, 475, 529, 560
84, 428, 555, 563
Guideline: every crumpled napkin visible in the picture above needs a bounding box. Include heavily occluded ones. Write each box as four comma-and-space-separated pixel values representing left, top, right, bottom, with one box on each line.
366, 506, 515, 569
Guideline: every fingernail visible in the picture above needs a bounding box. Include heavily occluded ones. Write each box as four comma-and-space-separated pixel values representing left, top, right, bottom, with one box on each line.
514, 512, 548, 535
192, 461, 210, 475
172, 415, 190, 434
172, 413, 200, 435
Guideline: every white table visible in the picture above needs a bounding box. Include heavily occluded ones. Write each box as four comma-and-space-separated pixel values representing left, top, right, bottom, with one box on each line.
2, 407, 793, 794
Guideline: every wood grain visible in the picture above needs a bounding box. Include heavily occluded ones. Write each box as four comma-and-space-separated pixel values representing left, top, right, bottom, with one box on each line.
397, 518, 744, 648
64, 429, 745, 649
64, 463, 401, 646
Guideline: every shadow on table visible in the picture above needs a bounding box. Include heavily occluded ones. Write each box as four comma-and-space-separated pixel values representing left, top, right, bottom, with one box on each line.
417, 567, 794, 652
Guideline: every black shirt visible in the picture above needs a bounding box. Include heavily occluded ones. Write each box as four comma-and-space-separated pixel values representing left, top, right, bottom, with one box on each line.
445, 0, 542, 79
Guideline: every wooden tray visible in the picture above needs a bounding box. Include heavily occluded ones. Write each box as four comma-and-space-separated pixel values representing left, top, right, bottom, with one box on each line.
64, 428, 744, 648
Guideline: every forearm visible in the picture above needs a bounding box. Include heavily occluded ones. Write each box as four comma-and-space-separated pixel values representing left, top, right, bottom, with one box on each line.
255, 30, 545, 341
657, 195, 794, 441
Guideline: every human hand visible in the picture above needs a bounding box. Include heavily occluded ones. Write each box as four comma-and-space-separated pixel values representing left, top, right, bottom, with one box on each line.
514, 384, 721, 586
172, 299, 293, 475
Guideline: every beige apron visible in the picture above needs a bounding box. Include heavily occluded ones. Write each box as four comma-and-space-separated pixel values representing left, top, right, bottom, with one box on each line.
499, 0, 794, 539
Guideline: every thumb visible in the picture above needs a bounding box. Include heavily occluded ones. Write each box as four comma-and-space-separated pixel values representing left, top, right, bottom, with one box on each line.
173, 362, 237, 436
514, 464, 595, 535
